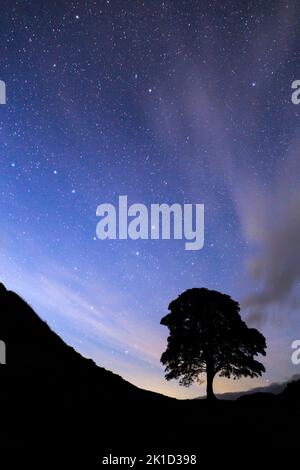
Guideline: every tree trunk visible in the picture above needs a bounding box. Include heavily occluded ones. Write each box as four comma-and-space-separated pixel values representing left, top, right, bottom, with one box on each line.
206, 368, 216, 401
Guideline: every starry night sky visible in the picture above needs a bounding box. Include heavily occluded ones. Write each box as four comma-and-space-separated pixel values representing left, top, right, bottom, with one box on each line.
1, 0, 300, 398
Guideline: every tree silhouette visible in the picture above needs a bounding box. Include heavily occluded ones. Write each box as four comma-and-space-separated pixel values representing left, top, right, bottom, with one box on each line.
160, 288, 267, 400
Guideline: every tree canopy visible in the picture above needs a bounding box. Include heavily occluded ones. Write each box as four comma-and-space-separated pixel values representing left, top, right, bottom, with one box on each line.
160, 288, 267, 400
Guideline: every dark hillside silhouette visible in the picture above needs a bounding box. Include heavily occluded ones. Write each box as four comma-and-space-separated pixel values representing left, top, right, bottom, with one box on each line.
0, 282, 146, 392
161, 288, 266, 399
0, 282, 299, 466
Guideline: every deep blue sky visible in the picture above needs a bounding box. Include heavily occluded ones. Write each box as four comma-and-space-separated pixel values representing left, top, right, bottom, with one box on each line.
0, 0, 300, 398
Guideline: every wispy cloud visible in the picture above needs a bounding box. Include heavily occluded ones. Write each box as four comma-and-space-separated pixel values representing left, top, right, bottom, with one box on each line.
142, 4, 300, 327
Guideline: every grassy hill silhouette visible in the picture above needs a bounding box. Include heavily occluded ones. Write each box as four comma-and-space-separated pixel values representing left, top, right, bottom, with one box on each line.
195, 376, 300, 401
0, 282, 299, 466
0, 282, 151, 394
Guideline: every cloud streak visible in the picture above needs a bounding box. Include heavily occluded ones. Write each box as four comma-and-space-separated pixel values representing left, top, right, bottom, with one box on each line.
143, 4, 300, 326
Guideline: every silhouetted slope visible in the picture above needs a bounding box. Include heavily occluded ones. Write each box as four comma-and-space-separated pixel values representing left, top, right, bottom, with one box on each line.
280, 377, 300, 401
0, 282, 172, 464
0, 282, 83, 367
0, 282, 299, 466
0, 282, 158, 397
196, 380, 290, 400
